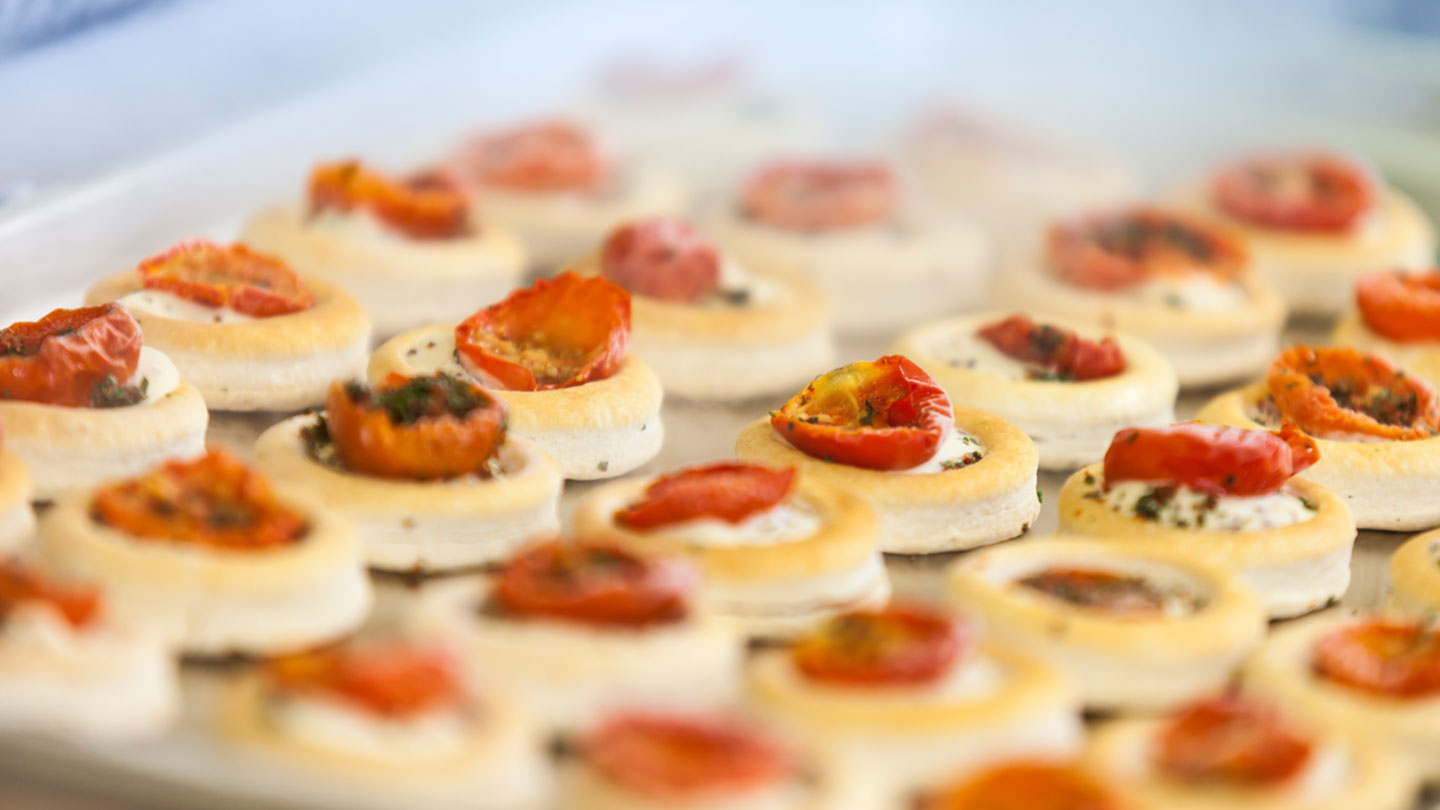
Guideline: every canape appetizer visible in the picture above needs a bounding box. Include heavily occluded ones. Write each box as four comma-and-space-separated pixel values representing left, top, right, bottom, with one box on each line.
1195, 344, 1440, 530
1057, 423, 1354, 618
220, 642, 548, 810
369, 273, 663, 480
735, 356, 1040, 554
1332, 268, 1440, 387
895, 313, 1177, 469
1087, 695, 1417, 810
992, 206, 1286, 388
0, 304, 207, 500
915, 760, 1130, 810
85, 240, 371, 411
1390, 529, 1440, 615
255, 372, 562, 572
0, 424, 34, 553
573, 461, 889, 636
242, 159, 524, 337
949, 539, 1266, 712
40, 450, 370, 655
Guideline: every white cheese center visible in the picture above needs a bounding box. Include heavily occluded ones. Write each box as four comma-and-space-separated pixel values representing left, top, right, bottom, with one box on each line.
118, 290, 256, 324
1127, 273, 1248, 311
925, 331, 1033, 381
265, 692, 470, 761
641, 499, 823, 546
1101, 480, 1316, 531
129, 346, 181, 404
897, 426, 985, 474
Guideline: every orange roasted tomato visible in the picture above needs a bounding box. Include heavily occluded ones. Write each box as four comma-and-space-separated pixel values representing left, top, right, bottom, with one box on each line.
91, 449, 308, 551
1212, 152, 1376, 233
1048, 207, 1247, 291
1153, 696, 1313, 787
0, 560, 101, 629
792, 604, 968, 688
455, 120, 606, 192
1017, 567, 1171, 618
1265, 345, 1440, 441
741, 160, 896, 231
322, 372, 506, 481
921, 762, 1123, 810
308, 160, 470, 240
455, 272, 630, 391
585, 713, 793, 799
1313, 618, 1440, 698
491, 542, 697, 627
0, 304, 142, 408
266, 644, 462, 718
976, 315, 1126, 381
137, 240, 313, 318
1103, 421, 1319, 497
771, 355, 953, 471
1355, 269, 1440, 343
600, 218, 721, 304
614, 462, 797, 531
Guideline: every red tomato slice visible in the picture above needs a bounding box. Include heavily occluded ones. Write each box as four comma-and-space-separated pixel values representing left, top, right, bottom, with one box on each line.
792, 604, 968, 687
1152, 696, 1313, 787
741, 161, 896, 230
1314, 618, 1440, 698
976, 315, 1126, 381
137, 240, 313, 318
585, 713, 792, 799
1017, 567, 1169, 617
1048, 207, 1247, 291
1266, 345, 1440, 441
455, 120, 606, 192
455, 272, 631, 391
308, 160, 470, 240
1213, 153, 1376, 232
614, 463, 796, 530
1102, 421, 1318, 497
923, 762, 1122, 810
0, 560, 101, 629
1356, 270, 1440, 343
492, 542, 696, 627
771, 355, 953, 471
267, 644, 462, 718
0, 304, 142, 407
600, 218, 721, 304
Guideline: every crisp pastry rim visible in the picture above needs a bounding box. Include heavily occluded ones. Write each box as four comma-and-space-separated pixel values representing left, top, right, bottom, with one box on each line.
1390, 530, 1440, 614
0, 372, 208, 452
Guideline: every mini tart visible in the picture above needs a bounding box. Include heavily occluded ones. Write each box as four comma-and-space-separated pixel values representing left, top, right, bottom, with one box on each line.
1056, 464, 1354, 618
949, 538, 1267, 712
0, 450, 34, 552
572, 477, 890, 637
1333, 312, 1440, 389
1196, 381, 1440, 530
734, 408, 1041, 555
1390, 530, 1440, 615
369, 324, 663, 480
85, 271, 371, 411
895, 314, 1178, 470
254, 414, 562, 572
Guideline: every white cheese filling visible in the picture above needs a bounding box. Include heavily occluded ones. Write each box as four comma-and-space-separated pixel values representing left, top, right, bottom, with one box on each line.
118, 290, 256, 324
926, 331, 1034, 381
897, 426, 986, 474
710, 255, 789, 308
1126, 273, 1248, 311
264, 692, 471, 762
644, 499, 823, 546
129, 346, 182, 404
1101, 480, 1316, 531
308, 208, 419, 247
403, 332, 468, 378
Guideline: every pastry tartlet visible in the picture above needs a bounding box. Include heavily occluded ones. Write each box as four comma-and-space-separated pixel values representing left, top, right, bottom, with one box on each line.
573, 461, 889, 636
992, 206, 1286, 388
1332, 268, 1440, 387
369, 273, 663, 480
896, 313, 1177, 470
1195, 344, 1440, 530
0, 304, 208, 500
1057, 422, 1355, 618
915, 760, 1131, 810
572, 217, 835, 401
1390, 529, 1440, 615
39, 450, 371, 656
255, 372, 562, 573
735, 355, 1040, 554
705, 159, 990, 334
85, 240, 371, 411
242, 159, 525, 337
0, 425, 34, 553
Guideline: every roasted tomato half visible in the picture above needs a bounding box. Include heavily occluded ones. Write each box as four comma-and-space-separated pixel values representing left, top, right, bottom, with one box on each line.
1152, 696, 1313, 787
741, 161, 896, 231
1266, 345, 1440, 441
91, 449, 308, 550
792, 604, 968, 688
491, 542, 696, 628
323, 372, 506, 481
922, 762, 1122, 810
0, 304, 142, 408
1048, 207, 1247, 291
1103, 421, 1319, 497
0, 560, 101, 629
585, 713, 792, 799
266, 644, 462, 718
976, 315, 1126, 381
455, 272, 630, 391
600, 218, 721, 304
1212, 152, 1376, 232
309, 160, 470, 240
615, 462, 796, 531
1313, 618, 1440, 698
455, 120, 606, 192
137, 240, 313, 317
1355, 269, 1440, 343
771, 355, 953, 471
1017, 567, 1170, 618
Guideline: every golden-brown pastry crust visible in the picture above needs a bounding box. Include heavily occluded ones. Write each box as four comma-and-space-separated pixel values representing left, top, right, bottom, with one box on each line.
1389, 529, 1440, 615
0, 451, 34, 551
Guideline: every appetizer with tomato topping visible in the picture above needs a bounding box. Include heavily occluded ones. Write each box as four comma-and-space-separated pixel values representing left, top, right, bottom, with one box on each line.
748, 604, 1081, 807
0, 423, 34, 553
896, 312, 1178, 469
993, 206, 1286, 388
0, 304, 208, 500
706, 158, 990, 334
1332, 268, 1440, 388
254, 372, 561, 572
85, 240, 371, 411
369, 273, 663, 479
735, 355, 1040, 554
242, 159, 523, 337
39, 450, 370, 655
950, 539, 1266, 711
573, 461, 889, 636
917, 760, 1128, 810
1196, 344, 1440, 530
1057, 422, 1355, 618
1390, 529, 1440, 616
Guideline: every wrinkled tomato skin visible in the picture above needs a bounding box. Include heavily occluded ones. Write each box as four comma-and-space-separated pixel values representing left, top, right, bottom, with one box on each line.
922, 762, 1122, 810
585, 713, 792, 799
1266, 345, 1440, 441
324, 377, 506, 481
1314, 619, 1440, 698
600, 218, 721, 304
976, 315, 1126, 381
1048, 207, 1246, 292
492, 542, 696, 628
0, 561, 101, 629
615, 463, 796, 530
1213, 153, 1376, 233
456, 120, 606, 193
1103, 421, 1318, 497
308, 160, 470, 240
742, 161, 896, 231
137, 240, 313, 318
1153, 696, 1313, 787
0, 304, 142, 407
267, 644, 462, 718
1356, 270, 1440, 343
792, 604, 968, 687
